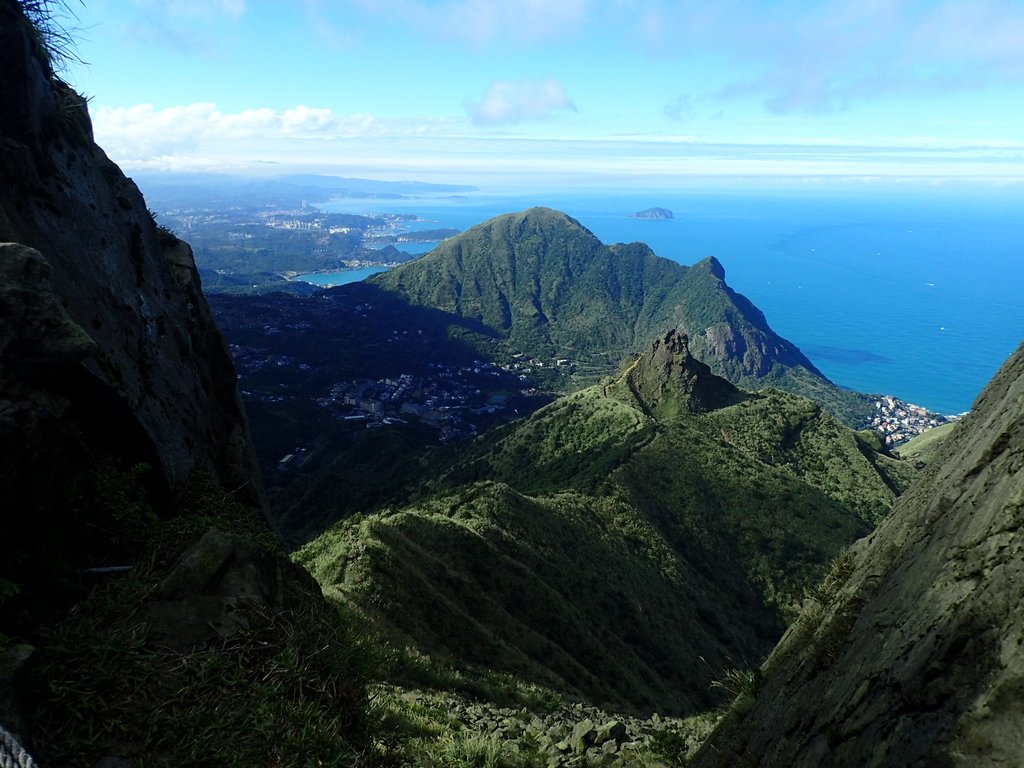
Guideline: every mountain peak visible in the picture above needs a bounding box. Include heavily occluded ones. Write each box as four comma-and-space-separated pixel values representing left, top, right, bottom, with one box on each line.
518, 206, 576, 219
626, 328, 741, 418
695, 255, 726, 280
481, 206, 593, 238
373, 206, 608, 338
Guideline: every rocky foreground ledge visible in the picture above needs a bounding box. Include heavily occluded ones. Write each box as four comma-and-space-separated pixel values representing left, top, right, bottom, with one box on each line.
379, 685, 719, 766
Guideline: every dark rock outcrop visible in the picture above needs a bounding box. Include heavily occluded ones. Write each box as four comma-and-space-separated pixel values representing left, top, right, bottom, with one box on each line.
0, 0, 263, 625
148, 527, 321, 650
626, 329, 742, 418
691, 341, 1024, 767
0, 6, 373, 764
0, 0, 260, 496
0, 243, 95, 367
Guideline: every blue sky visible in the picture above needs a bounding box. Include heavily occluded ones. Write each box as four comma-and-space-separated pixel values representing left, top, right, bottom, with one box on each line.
63, 0, 1024, 189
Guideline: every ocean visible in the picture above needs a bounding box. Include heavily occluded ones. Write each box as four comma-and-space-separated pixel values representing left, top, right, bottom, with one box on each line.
318, 187, 1024, 415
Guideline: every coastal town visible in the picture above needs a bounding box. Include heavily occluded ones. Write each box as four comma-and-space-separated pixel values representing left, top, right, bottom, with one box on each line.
152, 198, 458, 294
869, 394, 955, 447
210, 288, 559, 476
311, 358, 544, 443
230, 343, 553, 470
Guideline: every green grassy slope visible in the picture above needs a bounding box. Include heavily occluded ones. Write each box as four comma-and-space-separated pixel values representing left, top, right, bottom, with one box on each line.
893, 421, 957, 465
297, 332, 913, 715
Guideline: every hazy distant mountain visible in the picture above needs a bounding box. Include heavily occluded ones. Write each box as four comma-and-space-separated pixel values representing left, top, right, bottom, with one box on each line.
298, 330, 913, 714
134, 171, 476, 210
371, 207, 873, 425
273, 173, 477, 195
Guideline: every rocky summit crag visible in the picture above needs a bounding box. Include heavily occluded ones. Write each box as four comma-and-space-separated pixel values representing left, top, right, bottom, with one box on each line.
625, 330, 741, 419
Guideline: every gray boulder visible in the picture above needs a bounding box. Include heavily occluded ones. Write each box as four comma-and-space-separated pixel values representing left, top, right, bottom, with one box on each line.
147, 528, 320, 650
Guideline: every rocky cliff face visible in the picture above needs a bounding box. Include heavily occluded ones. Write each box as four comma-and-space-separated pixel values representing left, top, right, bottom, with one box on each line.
0, 0, 263, 616
690, 341, 1024, 767
626, 329, 742, 419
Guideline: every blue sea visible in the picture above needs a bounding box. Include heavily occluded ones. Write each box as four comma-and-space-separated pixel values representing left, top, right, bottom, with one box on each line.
318, 187, 1024, 415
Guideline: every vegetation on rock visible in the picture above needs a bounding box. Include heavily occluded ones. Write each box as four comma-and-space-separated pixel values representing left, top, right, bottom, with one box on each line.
25, 479, 378, 767
690, 342, 1024, 768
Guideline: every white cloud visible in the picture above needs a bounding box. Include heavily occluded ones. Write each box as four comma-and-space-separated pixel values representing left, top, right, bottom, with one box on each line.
91, 102, 462, 168
95, 103, 215, 158
627, 0, 1024, 114
468, 78, 577, 125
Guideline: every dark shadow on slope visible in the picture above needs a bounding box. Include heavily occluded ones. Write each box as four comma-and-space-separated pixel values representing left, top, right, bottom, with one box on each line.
208, 282, 556, 546
309, 481, 781, 716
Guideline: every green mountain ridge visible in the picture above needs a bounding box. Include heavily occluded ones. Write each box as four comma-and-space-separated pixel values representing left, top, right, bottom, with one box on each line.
371, 206, 874, 425
298, 330, 914, 714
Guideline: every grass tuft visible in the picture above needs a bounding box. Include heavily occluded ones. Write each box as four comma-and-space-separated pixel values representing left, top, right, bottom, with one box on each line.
17, 0, 85, 73
710, 667, 762, 702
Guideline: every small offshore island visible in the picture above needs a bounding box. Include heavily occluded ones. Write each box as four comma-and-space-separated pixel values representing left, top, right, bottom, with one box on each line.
631, 206, 674, 220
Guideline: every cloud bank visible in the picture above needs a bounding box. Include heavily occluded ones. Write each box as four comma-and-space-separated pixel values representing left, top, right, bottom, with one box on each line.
92, 103, 459, 168
90, 101, 1024, 182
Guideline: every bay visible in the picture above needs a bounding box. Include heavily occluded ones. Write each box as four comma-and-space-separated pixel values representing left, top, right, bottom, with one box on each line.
296, 266, 387, 287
